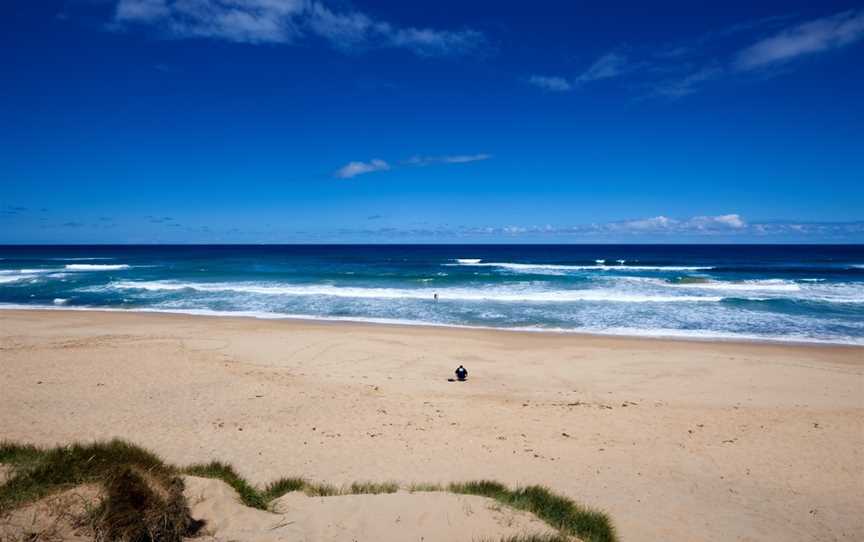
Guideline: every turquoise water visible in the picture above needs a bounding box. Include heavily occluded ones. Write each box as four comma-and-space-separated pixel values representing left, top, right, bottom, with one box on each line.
1, 245, 863, 344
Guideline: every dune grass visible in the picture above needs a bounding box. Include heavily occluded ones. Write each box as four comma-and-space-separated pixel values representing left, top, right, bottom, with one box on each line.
0, 439, 172, 512
0, 439, 616, 542
182, 460, 269, 510
0, 442, 44, 468
348, 481, 400, 495
407, 481, 444, 492
0, 440, 202, 541
448, 481, 616, 542
86, 466, 203, 542
262, 476, 306, 501
301, 481, 341, 497
483, 536, 573, 542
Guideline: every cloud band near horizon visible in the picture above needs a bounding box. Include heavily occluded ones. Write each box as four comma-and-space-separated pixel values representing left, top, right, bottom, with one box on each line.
325, 214, 864, 241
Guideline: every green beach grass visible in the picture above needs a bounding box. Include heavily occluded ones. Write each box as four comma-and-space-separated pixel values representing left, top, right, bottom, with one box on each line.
1, 439, 616, 542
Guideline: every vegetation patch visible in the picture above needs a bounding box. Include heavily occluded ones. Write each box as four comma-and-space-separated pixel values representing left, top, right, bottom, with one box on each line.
407, 481, 444, 492
0, 440, 172, 512
1, 439, 616, 542
448, 481, 616, 542
0, 440, 203, 542
88, 467, 203, 542
261, 476, 306, 501
484, 536, 574, 542
347, 481, 400, 495
181, 461, 267, 510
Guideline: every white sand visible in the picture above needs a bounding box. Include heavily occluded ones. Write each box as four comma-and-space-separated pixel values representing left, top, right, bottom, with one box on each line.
1, 309, 862, 541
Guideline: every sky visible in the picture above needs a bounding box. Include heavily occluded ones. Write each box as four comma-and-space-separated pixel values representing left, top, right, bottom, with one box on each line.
1, 0, 863, 243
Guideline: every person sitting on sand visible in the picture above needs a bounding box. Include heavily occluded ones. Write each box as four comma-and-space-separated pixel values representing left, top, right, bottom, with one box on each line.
455, 365, 468, 381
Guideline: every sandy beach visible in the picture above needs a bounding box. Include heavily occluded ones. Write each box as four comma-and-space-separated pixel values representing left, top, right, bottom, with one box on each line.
1, 309, 862, 541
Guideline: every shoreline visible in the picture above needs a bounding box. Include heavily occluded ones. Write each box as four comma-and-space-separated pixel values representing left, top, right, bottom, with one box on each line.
2, 305, 862, 349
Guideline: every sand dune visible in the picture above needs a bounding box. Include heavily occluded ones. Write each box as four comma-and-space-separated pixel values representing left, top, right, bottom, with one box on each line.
186, 476, 558, 541
0, 472, 558, 542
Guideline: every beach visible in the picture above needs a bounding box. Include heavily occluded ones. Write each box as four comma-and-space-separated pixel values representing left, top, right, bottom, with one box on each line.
1, 309, 862, 541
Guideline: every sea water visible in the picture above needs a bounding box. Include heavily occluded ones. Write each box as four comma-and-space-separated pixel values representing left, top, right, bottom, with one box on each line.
1, 245, 862, 345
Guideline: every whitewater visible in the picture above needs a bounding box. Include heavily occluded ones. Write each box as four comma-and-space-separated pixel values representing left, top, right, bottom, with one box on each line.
1, 245, 862, 344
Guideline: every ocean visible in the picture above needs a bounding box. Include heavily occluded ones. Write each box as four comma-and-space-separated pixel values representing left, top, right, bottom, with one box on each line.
1, 244, 862, 345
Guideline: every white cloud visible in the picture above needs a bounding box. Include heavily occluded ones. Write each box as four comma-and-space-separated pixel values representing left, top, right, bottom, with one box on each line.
650, 64, 724, 99
334, 159, 390, 179
404, 153, 492, 166
387, 26, 484, 57
502, 225, 527, 234
338, 153, 490, 178
735, 10, 864, 70
441, 153, 491, 163
605, 214, 747, 233
111, 0, 484, 55
333, 216, 864, 240
306, 3, 483, 56
528, 75, 572, 92
691, 214, 746, 229
306, 2, 377, 49
527, 53, 629, 94
610, 215, 675, 231
576, 52, 629, 83
116, 0, 170, 22
115, 0, 305, 43
455, 214, 751, 236
528, 10, 863, 99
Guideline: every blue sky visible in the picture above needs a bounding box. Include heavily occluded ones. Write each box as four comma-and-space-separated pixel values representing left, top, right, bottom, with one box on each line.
1, 0, 863, 243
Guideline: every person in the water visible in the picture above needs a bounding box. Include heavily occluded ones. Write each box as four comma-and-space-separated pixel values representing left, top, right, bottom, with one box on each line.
455, 365, 468, 381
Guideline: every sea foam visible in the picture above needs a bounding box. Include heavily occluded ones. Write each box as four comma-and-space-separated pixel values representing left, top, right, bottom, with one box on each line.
0, 275, 32, 284
451, 261, 714, 272
0, 269, 58, 274
1, 303, 861, 346
670, 279, 801, 292
107, 280, 722, 303
65, 264, 131, 271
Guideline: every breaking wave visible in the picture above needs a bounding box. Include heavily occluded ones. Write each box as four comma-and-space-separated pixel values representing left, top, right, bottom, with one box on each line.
106, 280, 722, 303
669, 279, 801, 292
65, 264, 131, 271
449, 261, 714, 272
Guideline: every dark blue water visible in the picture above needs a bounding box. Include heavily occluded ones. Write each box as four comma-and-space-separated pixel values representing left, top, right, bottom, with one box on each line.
1, 245, 862, 344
